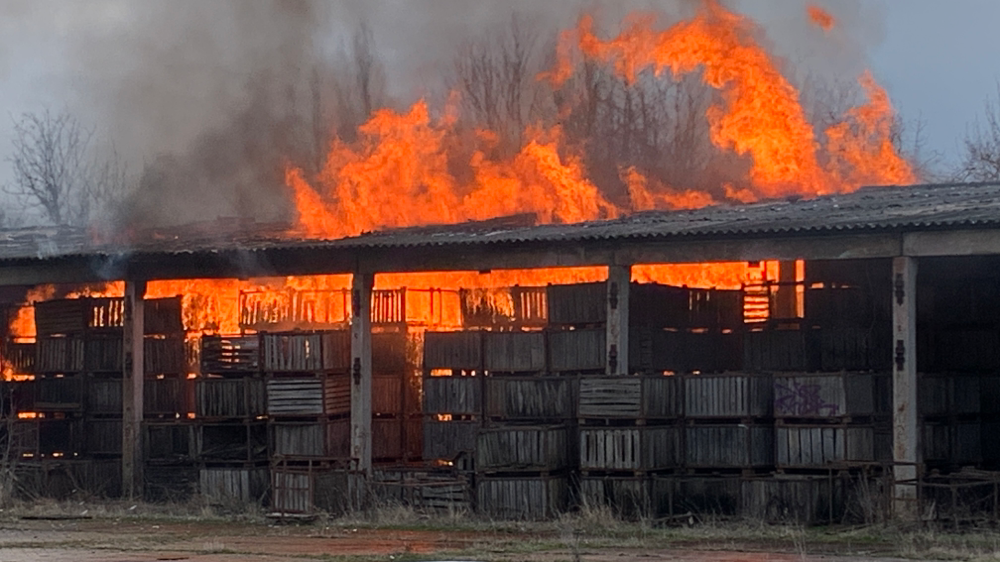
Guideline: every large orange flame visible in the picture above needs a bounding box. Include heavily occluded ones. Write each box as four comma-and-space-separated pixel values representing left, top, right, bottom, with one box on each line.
6, 4, 917, 343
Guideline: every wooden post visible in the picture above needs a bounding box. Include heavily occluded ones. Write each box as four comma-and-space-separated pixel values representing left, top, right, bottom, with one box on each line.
892, 256, 919, 519
122, 279, 146, 500
606, 265, 631, 376
350, 271, 374, 505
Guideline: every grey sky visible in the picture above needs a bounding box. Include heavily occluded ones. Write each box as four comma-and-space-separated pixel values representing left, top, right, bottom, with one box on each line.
0, 0, 995, 199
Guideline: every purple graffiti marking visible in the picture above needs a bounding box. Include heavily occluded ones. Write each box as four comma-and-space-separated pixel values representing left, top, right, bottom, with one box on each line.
774, 381, 839, 417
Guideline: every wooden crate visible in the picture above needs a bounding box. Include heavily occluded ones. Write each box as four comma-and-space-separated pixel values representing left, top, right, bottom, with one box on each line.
145, 297, 184, 336
266, 375, 350, 417
923, 329, 1000, 373
34, 376, 85, 411
85, 337, 123, 372
144, 423, 196, 462
775, 425, 883, 468
271, 467, 350, 515
14, 459, 121, 500
261, 331, 351, 373
195, 377, 266, 419
144, 337, 187, 375
476, 474, 570, 520
547, 282, 606, 326
35, 337, 85, 373
688, 288, 743, 330
423, 419, 480, 461
805, 286, 879, 327
34, 299, 90, 337
485, 376, 577, 421
920, 374, 983, 417
744, 329, 814, 372
630, 330, 741, 374
372, 469, 472, 513
270, 418, 350, 458
373, 332, 409, 373
741, 475, 844, 525
31, 418, 85, 457
579, 426, 681, 472
578, 375, 682, 420
373, 373, 405, 415
685, 425, 774, 469
200, 335, 260, 374
651, 475, 742, 517
547, 329, 605, 373
4, 342, 36, 374
144, 463, 198, 503
923, 421, 982, 465
629, 283, 691, 329
85, 418, 122, 456
578, 475, 650, 519
200, 466, 268, 505
774, 373, 885, 419
87, 378, 122, 415
477, 425, 571, 472
483, 332, 546, 373
196, 423, 267, 462
685, 373, 773, 419
145, 377, 194, 417
423, 331, 483, 371
373, 417, 405, 460
818, 327, 891, 372
423, 376, 482, 416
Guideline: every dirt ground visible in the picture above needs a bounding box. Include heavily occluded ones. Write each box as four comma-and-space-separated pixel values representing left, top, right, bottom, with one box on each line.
0, 515, 968, 562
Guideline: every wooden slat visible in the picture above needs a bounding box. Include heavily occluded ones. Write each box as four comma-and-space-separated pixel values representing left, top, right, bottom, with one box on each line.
547, 329, 605, 373
685, 373, 772, 418
476, 425, 570, 472
485, 377, 577, 420
476, 474, 569, 520
578, 375, 682, 419
423, 331, 483, 371
423, 376, 482, 415
579, 426, 681, 471
484, 332, 546, 373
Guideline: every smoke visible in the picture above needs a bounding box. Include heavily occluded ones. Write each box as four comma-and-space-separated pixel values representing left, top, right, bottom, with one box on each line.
0, 0, 888, 230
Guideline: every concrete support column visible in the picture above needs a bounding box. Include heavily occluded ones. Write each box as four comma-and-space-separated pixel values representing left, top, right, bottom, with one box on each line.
122, 279, 146, 500
892, 256, 919, 519
606, 265, 631, 376
350, 271, 374, 480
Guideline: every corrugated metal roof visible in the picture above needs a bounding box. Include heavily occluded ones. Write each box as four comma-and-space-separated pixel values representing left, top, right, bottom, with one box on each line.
3, 181, 1000, 263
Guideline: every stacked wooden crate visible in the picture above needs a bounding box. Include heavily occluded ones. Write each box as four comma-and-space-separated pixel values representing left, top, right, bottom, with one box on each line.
577, 375, 682, 518
684, 373, 775, 473
370, 332, 420, 462
0, 297, 186, 500
422, 331, 483, 470
920, 373, 999, 469
192, 334, 267, 505
773, 373, 891, 471
264, 330, 351, 513
476, 323, 577, 519
265, 331, 350, 462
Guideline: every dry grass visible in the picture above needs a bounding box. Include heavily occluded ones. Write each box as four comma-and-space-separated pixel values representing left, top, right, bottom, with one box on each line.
5, 497, 1000, 561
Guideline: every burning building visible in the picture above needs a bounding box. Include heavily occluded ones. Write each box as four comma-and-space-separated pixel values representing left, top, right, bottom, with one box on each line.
0, 2, 988, 523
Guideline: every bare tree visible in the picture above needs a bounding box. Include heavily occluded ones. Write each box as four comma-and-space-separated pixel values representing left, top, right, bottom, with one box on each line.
330, 24, 388, 142
450, 14, 547, 155
957, 84, 1000, 182
5, 109, 128, 227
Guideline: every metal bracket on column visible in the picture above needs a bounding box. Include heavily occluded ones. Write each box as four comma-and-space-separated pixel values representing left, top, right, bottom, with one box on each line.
895, 339, 905, 371
609, 282, 619, 310
352, 357, 361, 385
894, 273, 905, 306
608, 344, 618, 373
352, 289, 361, 314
